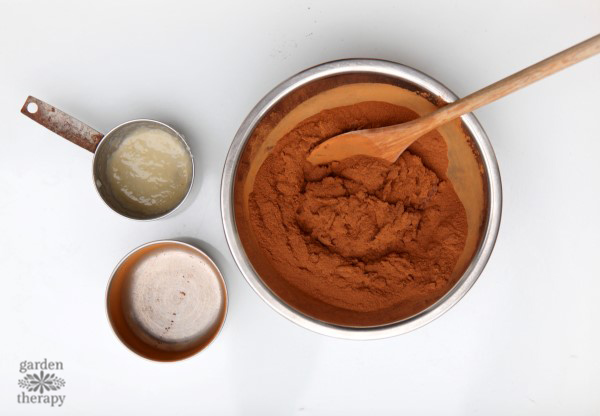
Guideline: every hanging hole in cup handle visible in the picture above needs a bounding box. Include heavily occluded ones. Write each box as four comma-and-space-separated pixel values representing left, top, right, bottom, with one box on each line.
20, 96, 104, 153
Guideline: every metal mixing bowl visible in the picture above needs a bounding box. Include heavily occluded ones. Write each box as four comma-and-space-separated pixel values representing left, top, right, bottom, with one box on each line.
221, 59, 502, 339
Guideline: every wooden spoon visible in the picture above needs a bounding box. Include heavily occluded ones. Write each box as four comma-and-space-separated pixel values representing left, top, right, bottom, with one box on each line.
307, 34, 600, 165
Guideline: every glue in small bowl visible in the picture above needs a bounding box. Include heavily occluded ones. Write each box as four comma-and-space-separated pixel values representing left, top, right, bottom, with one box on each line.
93, 120, 195, 221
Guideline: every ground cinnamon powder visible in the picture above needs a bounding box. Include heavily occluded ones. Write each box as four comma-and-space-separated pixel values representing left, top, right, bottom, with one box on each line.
248, 101, 468, 326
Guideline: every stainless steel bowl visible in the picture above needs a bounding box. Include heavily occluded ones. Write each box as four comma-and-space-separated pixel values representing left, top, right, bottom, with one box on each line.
106, 240, 228, 361
93, 119, 195, 221
221, 59, 502, 339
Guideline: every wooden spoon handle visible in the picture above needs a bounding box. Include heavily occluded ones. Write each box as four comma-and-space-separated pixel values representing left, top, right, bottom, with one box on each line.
411, 33, 600, 135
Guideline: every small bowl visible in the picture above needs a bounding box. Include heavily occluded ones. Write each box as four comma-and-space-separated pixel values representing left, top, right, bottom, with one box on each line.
93, 119, 195, 221
106, 240, 227, 361
221, 59, 502, 339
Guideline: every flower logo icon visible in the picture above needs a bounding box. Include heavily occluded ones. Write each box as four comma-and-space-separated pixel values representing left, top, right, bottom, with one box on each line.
18, 371, 65, 394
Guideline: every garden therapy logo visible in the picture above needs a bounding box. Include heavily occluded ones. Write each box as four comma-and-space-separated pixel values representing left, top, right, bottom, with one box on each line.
17, 359, 66, 407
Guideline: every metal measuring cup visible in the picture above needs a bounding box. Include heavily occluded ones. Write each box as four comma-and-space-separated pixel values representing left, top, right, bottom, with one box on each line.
21, 96, 194, 220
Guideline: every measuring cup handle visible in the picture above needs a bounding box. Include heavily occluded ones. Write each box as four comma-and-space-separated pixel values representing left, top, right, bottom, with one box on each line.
20, 96, 104, 153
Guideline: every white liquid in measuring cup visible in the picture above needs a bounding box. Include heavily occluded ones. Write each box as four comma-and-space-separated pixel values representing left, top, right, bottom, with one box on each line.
106, 126, 192, 216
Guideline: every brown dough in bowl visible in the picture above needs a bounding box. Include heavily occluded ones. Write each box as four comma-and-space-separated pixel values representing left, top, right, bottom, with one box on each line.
247, 101, 468, 326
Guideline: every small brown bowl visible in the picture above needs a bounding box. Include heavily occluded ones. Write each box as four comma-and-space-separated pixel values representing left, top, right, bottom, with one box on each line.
106, 240, 227, 361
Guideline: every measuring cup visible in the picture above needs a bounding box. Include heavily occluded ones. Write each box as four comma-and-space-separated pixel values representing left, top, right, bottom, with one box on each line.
21, 96, 194, 220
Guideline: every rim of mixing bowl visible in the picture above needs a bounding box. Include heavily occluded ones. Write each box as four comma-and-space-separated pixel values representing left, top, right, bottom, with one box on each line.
221, 59, 502, 340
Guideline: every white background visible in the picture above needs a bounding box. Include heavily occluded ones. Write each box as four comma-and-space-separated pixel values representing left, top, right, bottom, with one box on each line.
1, 0, 599, 414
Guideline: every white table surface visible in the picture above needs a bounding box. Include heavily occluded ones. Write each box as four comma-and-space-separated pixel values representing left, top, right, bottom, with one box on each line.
1, 1, 599, 414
